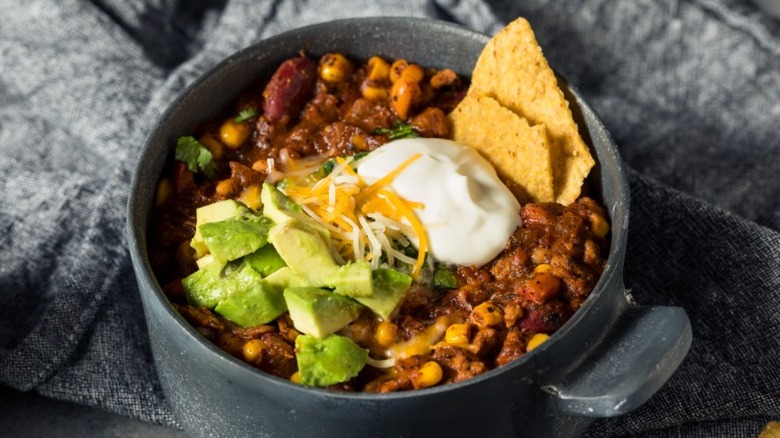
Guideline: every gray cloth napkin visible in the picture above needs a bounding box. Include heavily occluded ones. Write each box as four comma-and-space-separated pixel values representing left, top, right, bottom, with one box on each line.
1, 0, 778, 436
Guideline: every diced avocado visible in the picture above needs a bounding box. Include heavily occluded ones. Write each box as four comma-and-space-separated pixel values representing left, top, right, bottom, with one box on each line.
182, 261, 240, 308
354, 268, 412, 320
191, 200, 249, 258
199, 214, 272, 263
196, 253, 216, 270
284, 287, 363, 338
213, 276, 286, 327
263, 266, 309, 289
245, 244, 286, 277
323, 261, 373, 297
269, 221, 338, 278
183, 261, 285, 325
261, 184, 375, 296
266, 262, 372, 298
261, 183, 329, 242
295, 334, 369, 387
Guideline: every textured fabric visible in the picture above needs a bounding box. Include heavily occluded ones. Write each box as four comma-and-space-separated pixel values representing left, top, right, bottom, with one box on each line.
0, 0, 778, 436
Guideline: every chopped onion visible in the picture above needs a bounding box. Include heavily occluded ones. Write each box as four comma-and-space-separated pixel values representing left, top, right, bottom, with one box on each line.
366, 357, 396, 369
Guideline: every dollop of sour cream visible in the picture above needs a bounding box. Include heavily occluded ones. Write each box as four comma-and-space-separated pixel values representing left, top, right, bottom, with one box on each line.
357, 138, 521, 267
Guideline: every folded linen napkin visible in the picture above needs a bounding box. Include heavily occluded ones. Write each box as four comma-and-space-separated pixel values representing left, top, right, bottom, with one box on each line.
0, 0, 777, 436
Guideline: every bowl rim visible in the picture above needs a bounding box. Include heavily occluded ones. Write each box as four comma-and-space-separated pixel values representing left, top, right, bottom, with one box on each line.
126, 16, 630, 401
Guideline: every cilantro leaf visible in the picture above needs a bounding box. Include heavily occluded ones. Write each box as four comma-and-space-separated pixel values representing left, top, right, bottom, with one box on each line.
352, 151, 368, 161
373, 121, 420, 140
175, 136, 216, 178
234, 108, 258, 123
433, 265, 458, 289
320, 159, 336, 177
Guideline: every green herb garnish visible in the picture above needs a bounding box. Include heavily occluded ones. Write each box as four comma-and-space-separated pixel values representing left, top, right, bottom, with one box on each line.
313, 153, 367, 180
433, 265, 458, 289
234, 108, 258, 123
402, 245, 418, 259
373, 121, 420, 140
175, 136, 216, 178
321, 159, 336, 177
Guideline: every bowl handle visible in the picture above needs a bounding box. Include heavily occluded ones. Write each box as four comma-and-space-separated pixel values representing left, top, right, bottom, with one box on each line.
542, 304, 692, 417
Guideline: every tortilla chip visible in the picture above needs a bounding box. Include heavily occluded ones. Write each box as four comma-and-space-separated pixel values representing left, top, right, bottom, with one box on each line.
449, 94, 554, 203
760, 422, 780, 438
469, 17, 594, 205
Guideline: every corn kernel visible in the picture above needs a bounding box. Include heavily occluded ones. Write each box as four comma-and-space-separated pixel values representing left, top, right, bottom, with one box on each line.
400, 64, 424, 83
389, 59, 409, 83
351, 134, 367, 151
445, 323, 471, 345
367, 56, 390, 81
242, 339, 266, 363
361, 82, 388, 101
251, 159, 269, 173
429, 68, 457, 89
286, 328, 300, 342
590, 212, 610, 239
199, 134, 224, 160
219, 119, 250, 149
155, 178, 172, 207
470, 301, 504, 328
390, 79, 420, 120
215, 179, 235, 197
239, 184, 262, 211
533, 263, 553, 274
527, 333, 550, 352
412, 361, 443, 389
290, 371, 302, 384
374, 321, 398, 348
319, 53, 352, 83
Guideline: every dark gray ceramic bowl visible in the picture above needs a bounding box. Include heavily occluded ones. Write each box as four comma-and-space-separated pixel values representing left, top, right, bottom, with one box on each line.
127, 17, 691, 438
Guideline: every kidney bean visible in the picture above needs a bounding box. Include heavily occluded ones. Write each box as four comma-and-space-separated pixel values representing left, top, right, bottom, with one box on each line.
172, 161, 194, 193
262, 56, 317, 124
519, 302, 571, 334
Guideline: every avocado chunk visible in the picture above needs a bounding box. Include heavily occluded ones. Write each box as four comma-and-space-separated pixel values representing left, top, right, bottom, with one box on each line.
268, 221, 376, 296
213, 274, 286, 327
284, 287, 363, 338
354, 268, 412, 320
184, 260, 269, 309
322, 261, 373, 298
181, 260, 232, 308
191, 200, 249, 258
261, 183, 329, 242
199, 214, 272, 264
244, 244, 286, 277
269, 221, 338, 278
266, 262, 373, 298
262, 184, 377, 297
263, 266, 309, 290
295, 334, 369, 387
195, 253, 216, 269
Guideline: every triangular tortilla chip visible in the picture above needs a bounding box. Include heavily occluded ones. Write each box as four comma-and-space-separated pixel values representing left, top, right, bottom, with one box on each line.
449, 94, 554, 203
468, 17, 594, 205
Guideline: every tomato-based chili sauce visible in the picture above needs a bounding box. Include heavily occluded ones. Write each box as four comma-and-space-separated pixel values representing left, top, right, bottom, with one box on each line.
148, 53, 609, 392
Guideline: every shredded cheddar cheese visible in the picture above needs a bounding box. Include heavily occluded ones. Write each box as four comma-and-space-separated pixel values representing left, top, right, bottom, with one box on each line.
280, 154, 428, 278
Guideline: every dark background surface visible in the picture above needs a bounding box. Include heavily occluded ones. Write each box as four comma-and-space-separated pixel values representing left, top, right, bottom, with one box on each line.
0, 385, 185, 438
